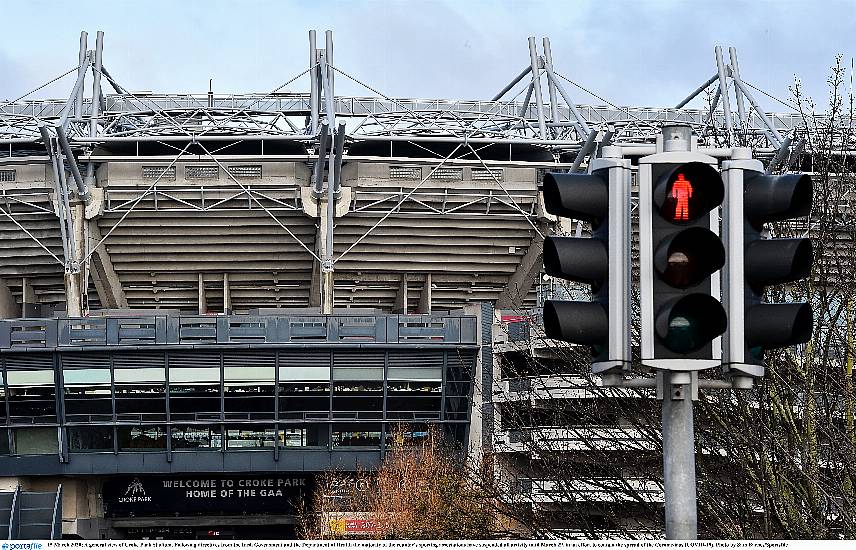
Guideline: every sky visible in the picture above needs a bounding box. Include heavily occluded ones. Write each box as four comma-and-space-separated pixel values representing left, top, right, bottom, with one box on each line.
0, 0, 853, 113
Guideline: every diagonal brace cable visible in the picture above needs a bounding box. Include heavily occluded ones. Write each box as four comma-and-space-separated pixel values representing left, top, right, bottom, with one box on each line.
333, 144, 464, 265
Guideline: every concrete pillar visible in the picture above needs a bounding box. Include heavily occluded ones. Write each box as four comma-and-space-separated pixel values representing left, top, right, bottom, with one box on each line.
0, 278, 20, 319
65, 203, 86, 317
223, 273, 231, 314
198, 273, 208, 315
418, 273, 432, 314
22, 277, 39, 317
395, 274, 409, 314
318, 194, 334, 314
88, 222, 128, 309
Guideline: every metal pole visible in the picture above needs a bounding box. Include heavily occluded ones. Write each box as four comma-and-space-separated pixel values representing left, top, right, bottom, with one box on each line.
674, 74, 719, 109
542, 38, 560, 133
491, 66, 532, 102
662, 371, 698, 540
74, 31, 88, 119
332, 122, 345, 196
765, 135, 793, 175
570, 128, 598, 172
732, 79, 785, 147
714, 46, 733, 144
85, 31, 104, 187
518, 80, 535, 118
728, 48, 747, 127
312, 122, 330, 196
309, 30, 318, 135
542, 64, 590, 137
705, 85, 722, 127
326, 128, 336, 262
527, 37, 547, 139
325, 30, 334, 97
55, 125, 90, 203
58, 52, 92, 130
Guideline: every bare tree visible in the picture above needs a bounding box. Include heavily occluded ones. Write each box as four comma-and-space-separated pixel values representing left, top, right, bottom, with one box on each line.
301, 427, 516, 539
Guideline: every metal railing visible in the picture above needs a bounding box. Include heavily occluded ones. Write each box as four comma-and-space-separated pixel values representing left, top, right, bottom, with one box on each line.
0, 313, 478, 351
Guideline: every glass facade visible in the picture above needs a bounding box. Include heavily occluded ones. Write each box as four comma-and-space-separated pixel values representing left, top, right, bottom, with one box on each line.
0, 346, 475, 455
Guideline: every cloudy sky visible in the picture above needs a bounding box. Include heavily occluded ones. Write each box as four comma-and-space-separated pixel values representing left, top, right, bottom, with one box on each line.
1, 0, 853, 112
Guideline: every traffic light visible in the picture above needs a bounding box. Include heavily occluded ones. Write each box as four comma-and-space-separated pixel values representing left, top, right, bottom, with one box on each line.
541, 154, 631, 373
639, 153, 727, 369
722, 155, 813, 377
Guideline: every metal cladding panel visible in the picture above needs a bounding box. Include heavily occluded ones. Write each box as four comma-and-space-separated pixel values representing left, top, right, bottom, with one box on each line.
0, 450, 383, 476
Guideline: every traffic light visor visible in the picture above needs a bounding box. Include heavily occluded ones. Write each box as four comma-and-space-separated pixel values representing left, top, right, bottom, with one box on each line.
653, 162, 724, 223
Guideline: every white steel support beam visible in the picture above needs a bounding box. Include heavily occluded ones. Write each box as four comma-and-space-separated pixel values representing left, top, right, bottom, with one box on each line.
542, 37, 561, 135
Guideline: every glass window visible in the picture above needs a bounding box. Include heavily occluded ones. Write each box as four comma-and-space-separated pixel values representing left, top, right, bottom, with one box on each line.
171, 425, 222, 450
279, 425, 328, 448
63, 368, 111, 385
0, 376, 5, 424
68, 426, 114, 452
13, 428, 58, 455
332, 423, 382, 447
278, 383, 330, 420
384, 423, 430, 447
224, 383, 274, 420
332, 382, 383, 419
387, 381, 442, 419
7, 383, 56, 424
279, 366, 330, 381
64, 385, 113, 422
118, 425, 167, 451
332, 367, 383, 381
114, 368, 165, 384
0, 429, 8, 455
6, 370, 54, 386
170, 367, 220, 384
169, 381, 221, 422
114, 383, 166, 422
224, 366, 274, 383
226, 425, 276, 449
388, 366, 442, 381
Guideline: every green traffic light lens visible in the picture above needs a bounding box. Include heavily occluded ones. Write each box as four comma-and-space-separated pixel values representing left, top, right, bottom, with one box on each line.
664, 313, 704, 353
655, 294, 727, 354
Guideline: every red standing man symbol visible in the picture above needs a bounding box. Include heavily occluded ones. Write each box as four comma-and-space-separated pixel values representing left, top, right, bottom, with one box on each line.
671, 173, 693, 221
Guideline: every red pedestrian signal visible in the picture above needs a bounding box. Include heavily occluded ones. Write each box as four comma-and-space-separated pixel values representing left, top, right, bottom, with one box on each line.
670, 173, 693, 221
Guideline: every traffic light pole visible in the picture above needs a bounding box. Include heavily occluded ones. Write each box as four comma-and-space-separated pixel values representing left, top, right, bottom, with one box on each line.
661, 371, 697, 539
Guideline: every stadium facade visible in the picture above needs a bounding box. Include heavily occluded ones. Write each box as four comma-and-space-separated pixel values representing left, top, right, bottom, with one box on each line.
0, 30, 808, 538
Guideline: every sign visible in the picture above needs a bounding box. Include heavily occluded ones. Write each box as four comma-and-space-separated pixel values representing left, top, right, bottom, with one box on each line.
103, 474, 313, 518
328, 514, 380, 535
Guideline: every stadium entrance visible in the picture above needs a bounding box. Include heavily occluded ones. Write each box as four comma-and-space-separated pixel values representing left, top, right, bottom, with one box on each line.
103, 474, 311, 539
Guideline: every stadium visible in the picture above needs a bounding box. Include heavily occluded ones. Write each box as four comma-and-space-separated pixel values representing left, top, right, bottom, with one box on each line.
0, 30, 812, 539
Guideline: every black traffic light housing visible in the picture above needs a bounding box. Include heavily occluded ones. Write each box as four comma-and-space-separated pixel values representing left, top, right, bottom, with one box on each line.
541, 157, 631, 373
723, 159, 813, 377
641, 155, 728, 369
